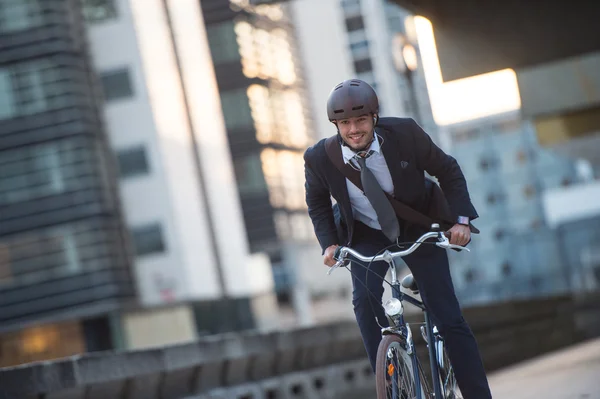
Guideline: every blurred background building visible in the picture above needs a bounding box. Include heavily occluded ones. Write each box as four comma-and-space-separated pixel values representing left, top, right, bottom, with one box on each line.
0, 0, 278, 367
0, 0, 599, 371
291, 0, 437, 142
404, 11, 600, 306
83, 0, 279, 340
443, 113, 585, 305
0, 0, 138, 367
200, 0, 338, 327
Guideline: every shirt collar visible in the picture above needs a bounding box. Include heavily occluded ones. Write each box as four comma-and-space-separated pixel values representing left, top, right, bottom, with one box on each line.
341, 132, 381, 164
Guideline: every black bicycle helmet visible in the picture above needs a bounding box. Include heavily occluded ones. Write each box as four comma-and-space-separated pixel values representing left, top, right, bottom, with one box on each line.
327, 79, 379, 122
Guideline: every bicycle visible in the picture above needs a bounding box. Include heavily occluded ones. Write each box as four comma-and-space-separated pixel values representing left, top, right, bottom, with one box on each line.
328, 223, 467, 399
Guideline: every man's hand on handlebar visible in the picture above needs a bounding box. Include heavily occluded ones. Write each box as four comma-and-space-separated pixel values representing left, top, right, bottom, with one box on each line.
324, 244, 339, 267
447, 223, 471, 246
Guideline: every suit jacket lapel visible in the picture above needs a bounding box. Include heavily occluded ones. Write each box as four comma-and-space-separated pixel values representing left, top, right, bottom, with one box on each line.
324, 136, 354, 230
377, 126, 403, 198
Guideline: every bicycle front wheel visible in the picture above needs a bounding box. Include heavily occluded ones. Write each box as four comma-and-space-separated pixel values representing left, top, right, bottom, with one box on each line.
436, 338, 463, 399
375, 334, 426, 399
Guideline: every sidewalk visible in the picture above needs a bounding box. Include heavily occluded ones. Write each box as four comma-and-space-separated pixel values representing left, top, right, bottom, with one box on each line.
488, 337, 600, 398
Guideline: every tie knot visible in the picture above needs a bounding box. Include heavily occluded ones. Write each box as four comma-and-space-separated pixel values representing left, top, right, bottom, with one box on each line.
354, 156, 366, 168
354, 150, 373, 168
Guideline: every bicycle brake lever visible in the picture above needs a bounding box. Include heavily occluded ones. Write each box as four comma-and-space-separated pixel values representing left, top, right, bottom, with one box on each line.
327, 260, 345, 275
450, 244, 470, 252
436, 242, 471, 252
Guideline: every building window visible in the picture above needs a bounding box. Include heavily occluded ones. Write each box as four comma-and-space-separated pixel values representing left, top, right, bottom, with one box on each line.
0, 227, 80, 287
207, 21, 241, 64
464, 269, 476, 283
479, 156, 499, 171
501, 262, 511, 276
220, 88, 253, 131
100, 68, 133, 101
494, 228, 506, 241
0, 0, 43, 33
0, 144, 65, 205
0, 60, 65, 119
234, 21, 296, 85
0, 69, 16, 120
233, 155, 267, 195
354, 58, 373, 73
261, 148, 306, 210
350, 40, 369, 51
345, 15, 365, 32
523, 184, 536, 199
131, 224, 166, 257
247, 84, 309, 148
349, 40, 369, 59
561, 177, 573, 187
486, 192, 505, 205
116, 146, 149, 178
82, 0, 118, 23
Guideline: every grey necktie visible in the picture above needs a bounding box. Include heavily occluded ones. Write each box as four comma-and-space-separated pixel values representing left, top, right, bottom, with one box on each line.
355, 153, 400, 242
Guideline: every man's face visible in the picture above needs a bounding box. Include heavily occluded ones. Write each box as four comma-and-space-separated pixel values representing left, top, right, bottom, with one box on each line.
336, 114, 375, 151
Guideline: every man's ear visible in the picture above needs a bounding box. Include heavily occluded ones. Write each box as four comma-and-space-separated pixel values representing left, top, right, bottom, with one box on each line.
373, 114, 379, 125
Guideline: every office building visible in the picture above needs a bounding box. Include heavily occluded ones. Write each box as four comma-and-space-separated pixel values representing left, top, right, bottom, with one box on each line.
201, 0, 351, 325
444, 113, 581, 305
0, 0, 135, 367
84, 0, 279, 336
406, 13, 600, 304
0, 0, 278, 367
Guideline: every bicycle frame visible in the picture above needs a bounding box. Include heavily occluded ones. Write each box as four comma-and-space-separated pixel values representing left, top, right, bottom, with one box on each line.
385, 257, 443, 399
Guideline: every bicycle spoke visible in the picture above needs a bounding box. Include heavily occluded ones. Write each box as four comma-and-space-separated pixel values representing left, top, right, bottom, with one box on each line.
384, 345, 417, 399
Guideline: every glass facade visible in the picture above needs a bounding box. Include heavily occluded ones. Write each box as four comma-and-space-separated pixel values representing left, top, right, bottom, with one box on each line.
203, 0, 315, 299
0, 0, 134, 338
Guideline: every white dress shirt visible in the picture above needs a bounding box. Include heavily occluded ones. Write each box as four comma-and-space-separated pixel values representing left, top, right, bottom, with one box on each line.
341, 134, 395, 231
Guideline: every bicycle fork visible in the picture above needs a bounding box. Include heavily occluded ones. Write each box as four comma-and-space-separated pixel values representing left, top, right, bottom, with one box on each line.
424, 312, 443, 399
389, 281, 424, 399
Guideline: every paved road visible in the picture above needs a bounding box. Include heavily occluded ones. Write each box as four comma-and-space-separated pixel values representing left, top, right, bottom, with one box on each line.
488, 337, 600, 399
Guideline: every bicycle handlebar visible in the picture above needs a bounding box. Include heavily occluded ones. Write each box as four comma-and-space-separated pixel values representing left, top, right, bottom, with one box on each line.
327, 227, 470, 275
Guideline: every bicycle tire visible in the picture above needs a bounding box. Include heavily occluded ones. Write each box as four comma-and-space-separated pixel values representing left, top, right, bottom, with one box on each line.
375, 334, 427, 399
435, 338, 462, 399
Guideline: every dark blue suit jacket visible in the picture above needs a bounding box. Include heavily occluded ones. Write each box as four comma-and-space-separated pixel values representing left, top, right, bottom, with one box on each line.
303, 117, 478, 253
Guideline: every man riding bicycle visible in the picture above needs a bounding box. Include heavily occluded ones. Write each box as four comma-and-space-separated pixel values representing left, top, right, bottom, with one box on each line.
303, 79, 492, 398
